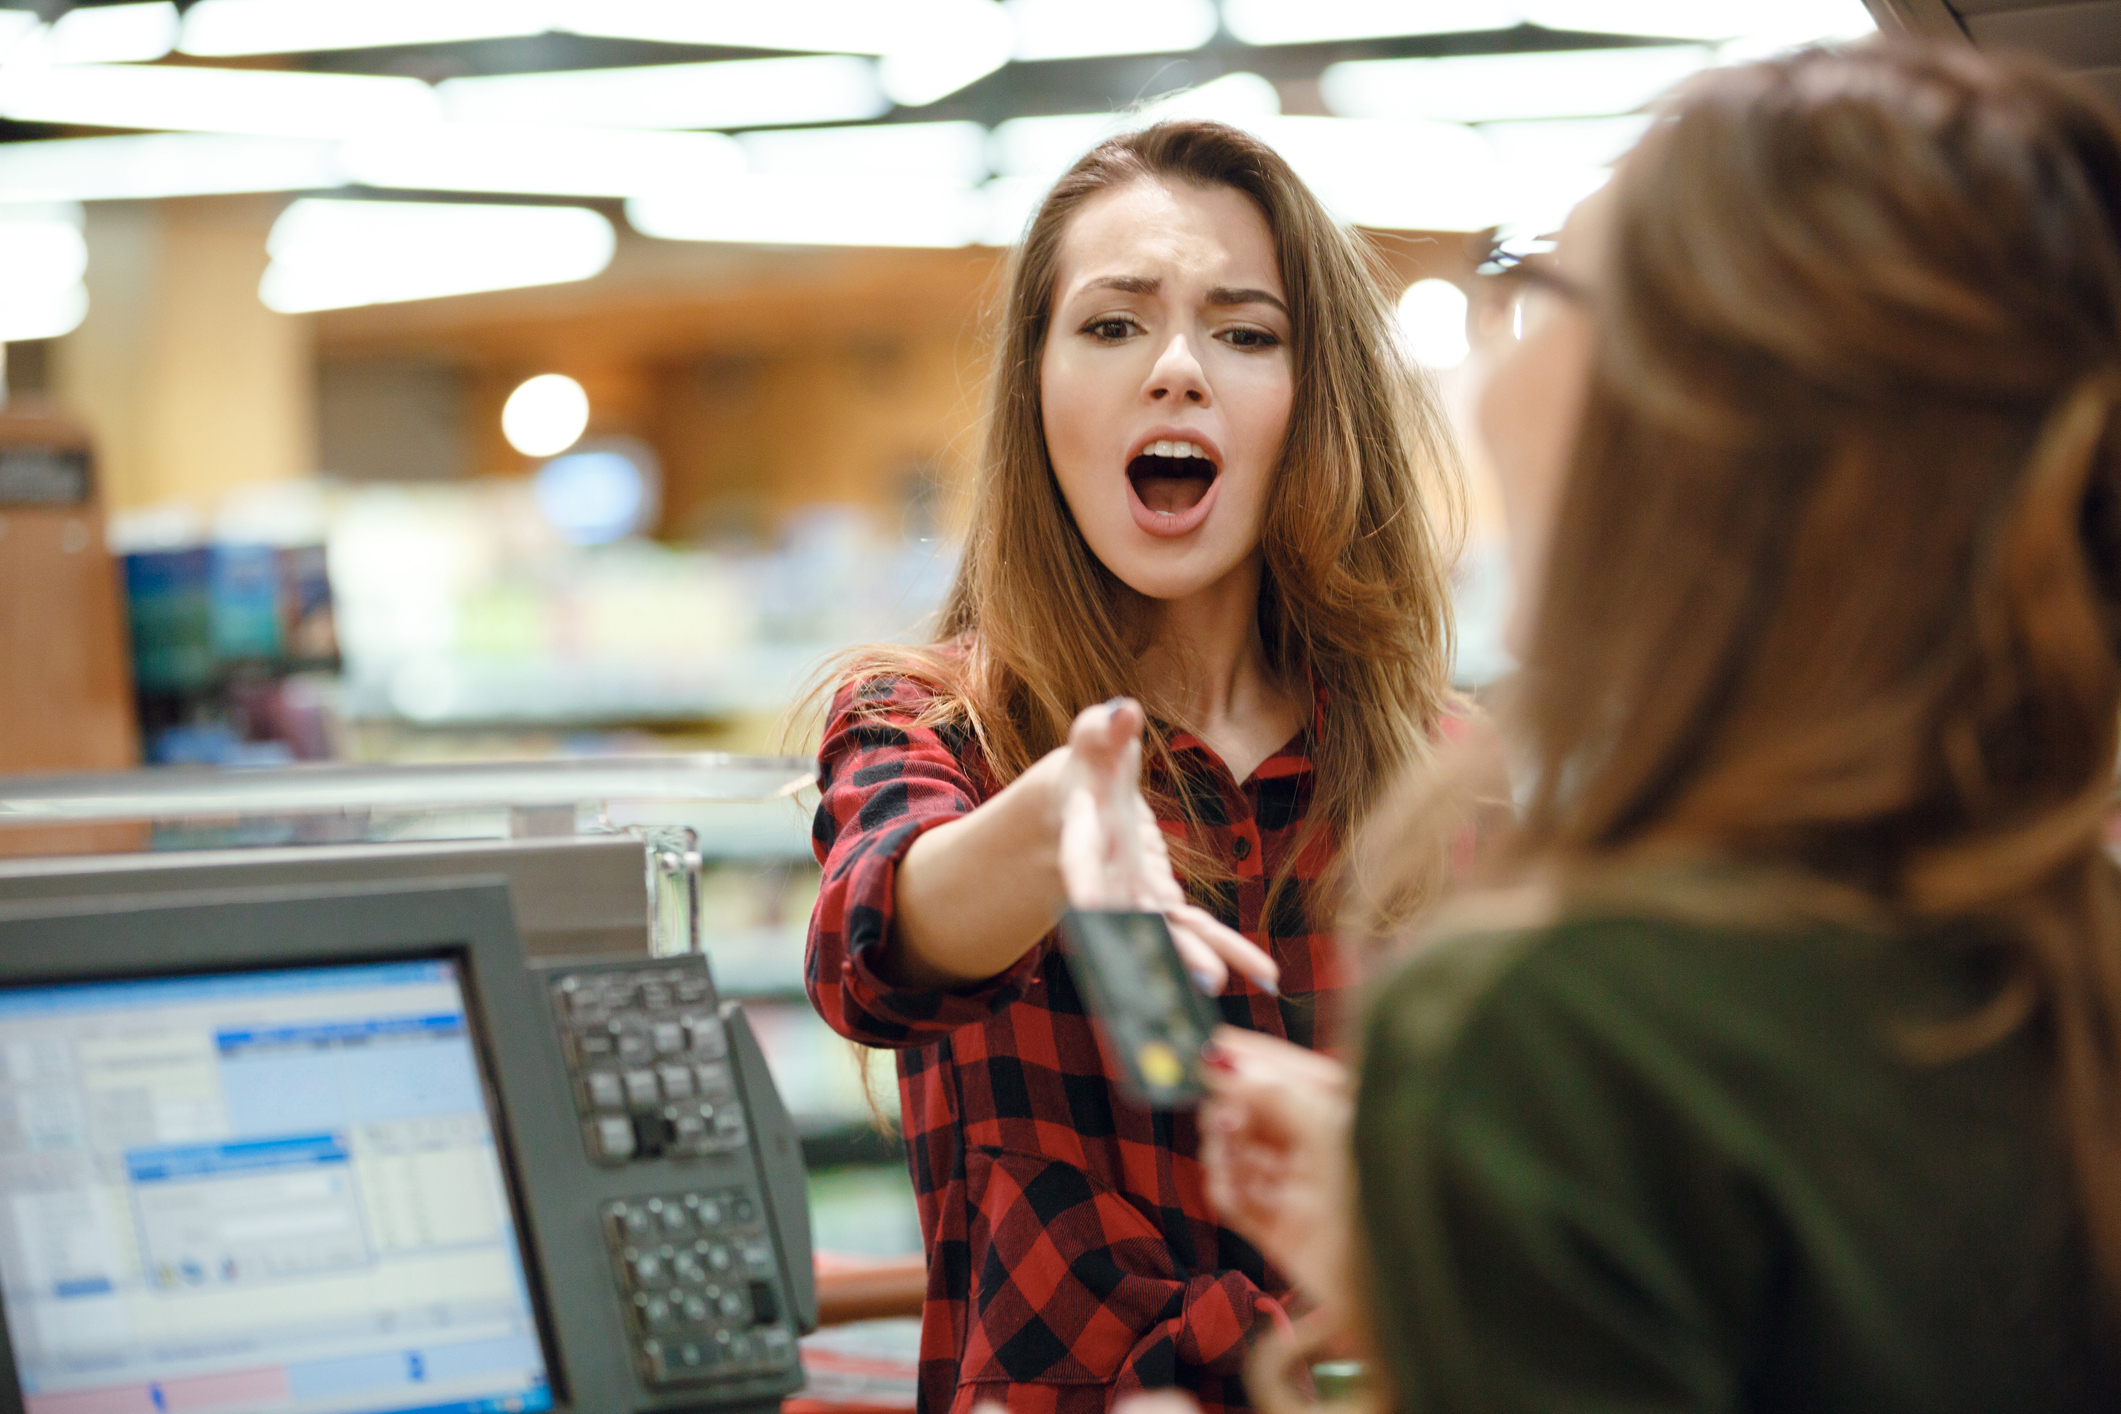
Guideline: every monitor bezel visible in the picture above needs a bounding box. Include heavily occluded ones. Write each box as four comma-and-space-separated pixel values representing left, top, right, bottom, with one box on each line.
0, 878, 575, 1414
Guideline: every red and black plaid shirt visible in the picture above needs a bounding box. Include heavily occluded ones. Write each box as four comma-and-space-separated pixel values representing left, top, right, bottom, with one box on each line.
806, 673, 1345, 1414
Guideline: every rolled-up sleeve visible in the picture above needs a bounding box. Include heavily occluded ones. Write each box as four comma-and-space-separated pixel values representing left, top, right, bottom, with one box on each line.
806, 675, 1047, 1048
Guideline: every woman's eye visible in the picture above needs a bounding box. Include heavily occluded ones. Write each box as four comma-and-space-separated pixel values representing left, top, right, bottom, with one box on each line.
1083, 317, 1136, 341
1221, 326, 1281, 350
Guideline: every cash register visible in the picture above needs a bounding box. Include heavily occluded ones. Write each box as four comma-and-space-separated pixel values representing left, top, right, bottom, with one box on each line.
0, 757, 829, 1414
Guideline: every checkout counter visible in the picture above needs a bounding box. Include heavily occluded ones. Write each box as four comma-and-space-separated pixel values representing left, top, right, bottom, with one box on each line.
0, 756, 919, 1414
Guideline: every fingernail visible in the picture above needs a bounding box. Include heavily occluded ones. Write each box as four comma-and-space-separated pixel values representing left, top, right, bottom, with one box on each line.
1190, 968, 1220, 993
1256, 975, 1279, 997
1201, 1043, 1236, 1073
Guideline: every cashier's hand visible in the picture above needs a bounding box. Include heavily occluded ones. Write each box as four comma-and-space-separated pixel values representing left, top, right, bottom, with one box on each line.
1201, 1026, 1355, 1321
1054, 699, 1278, 997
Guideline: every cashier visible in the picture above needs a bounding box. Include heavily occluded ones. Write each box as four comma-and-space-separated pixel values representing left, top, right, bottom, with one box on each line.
803, 119, 1460, 1414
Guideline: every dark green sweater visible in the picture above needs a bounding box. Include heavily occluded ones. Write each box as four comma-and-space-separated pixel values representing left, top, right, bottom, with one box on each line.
1354, 894, 2120, 1412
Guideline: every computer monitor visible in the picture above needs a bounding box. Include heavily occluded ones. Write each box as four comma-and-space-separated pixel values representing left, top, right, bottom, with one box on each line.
0, 957, 552, 1414
0, 880, 811, 1414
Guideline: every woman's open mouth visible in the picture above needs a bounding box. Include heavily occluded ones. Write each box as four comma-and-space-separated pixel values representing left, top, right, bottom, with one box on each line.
1125, 435, 1222, 538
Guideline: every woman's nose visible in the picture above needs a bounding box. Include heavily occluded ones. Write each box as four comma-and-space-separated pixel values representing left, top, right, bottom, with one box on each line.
1146, 336, 1210, 405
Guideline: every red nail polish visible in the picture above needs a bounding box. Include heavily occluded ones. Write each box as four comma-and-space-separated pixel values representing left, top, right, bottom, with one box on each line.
1201, 1044, 1236, 1073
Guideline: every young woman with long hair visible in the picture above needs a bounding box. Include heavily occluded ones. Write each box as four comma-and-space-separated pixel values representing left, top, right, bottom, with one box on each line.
803, 121, 1459, 1414
1204, 41, 2121, 1412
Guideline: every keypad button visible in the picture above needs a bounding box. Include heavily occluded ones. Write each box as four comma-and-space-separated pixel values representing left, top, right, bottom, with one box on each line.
579, 1032, 616, 1059
684, 1014, 728, 1058
707, 1243, 732, 1273
641, 982, 674, 1012
658, 1203, 689, 1234
617, 1030, 652, 1063
652, 1021, 685, 1054
692, 1061, 734, 1098
628, 1250, 666, 1287
592, 1117, 636, 1163
696, 1197, 723, 1226
623, 1069, 661, 1108
658, 1063, 696, 1100
732, 1197, 756, 1224
585, 1071, 625, 1110
676, 976, 710, 1004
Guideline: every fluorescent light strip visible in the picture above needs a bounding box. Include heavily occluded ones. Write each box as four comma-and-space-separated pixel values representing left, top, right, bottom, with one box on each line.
739, 122, 991, 184
565, 0, 991, 56
1007, 0, 1217, 59
987, 73, 1278, 180
340, 125, 745, 199
181, 0, 554, 57
260, 199, 616, 313
628, 176, 991, 248
438, 55, 888, 130
1222, 0, 1522, 44
1476, 115, 1652, 170
1321, 46, 1712, 123
0, 134, 343, 201
48, 2, 179, 64
0, 61, 441, 138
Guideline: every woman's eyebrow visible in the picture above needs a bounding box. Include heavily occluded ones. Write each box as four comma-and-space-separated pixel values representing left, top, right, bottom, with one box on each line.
1083, 274, 1159, 296
1074, 275, 1288, 316
1207, 286, 1288, 315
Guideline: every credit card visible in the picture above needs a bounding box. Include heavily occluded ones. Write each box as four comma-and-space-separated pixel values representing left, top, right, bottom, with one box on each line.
1058, 909, 1220, 1108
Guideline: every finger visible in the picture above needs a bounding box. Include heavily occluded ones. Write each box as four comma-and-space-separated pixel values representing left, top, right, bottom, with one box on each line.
1165, 913, 1232, 994
1171, 904, 1280, 994
1067, 701, 1127, 775
1208, 1024, 1350, 1088
1058, 785, 1112, 909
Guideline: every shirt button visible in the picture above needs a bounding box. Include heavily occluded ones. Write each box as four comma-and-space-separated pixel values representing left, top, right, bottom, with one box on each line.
1232, 836, 1252, 861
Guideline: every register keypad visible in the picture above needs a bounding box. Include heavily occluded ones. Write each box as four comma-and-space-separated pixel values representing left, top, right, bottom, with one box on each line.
549, 962, 747, 1166
604, 1188, 797, 1387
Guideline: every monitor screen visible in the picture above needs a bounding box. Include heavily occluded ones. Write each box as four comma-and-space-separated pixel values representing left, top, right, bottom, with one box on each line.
0, 959, 554, 1414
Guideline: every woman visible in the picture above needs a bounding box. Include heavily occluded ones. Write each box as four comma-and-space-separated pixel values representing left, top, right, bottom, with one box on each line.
804, 121, 1459, 1414
1205, 42, 2121, 1412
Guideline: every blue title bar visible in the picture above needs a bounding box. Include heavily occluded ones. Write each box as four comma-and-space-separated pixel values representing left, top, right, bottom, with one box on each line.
126, 1133, 349, 1184
0, 961, 454, 1020
216, 1013, 464, 1054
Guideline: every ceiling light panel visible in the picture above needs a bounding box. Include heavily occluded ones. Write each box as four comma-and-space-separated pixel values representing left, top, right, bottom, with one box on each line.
438, 56, 888, 131
1322, 45, 1711, 122
48, 2, 179, 64
0, 62, 442, 138
567, 0, 994, 55
738, 123, 991, 184
1008, 0, 1217, 59
180, 0, 551, 56
989, 73, 1280, 180
260, 199, 616, 313
1476, 115, 1652, 170
1222, 0, 1522, 45
340, 126, 745, 199
0, 134, 343, 202
628, 176, 990, 248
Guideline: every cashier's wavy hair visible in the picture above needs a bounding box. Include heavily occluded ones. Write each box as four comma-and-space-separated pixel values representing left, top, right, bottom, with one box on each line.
1321, 41, 2121, 1413
827, 119, 1460, 903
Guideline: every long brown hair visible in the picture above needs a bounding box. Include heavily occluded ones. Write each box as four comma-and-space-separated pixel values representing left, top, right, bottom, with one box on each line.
1335, 42, 2121, 1405
832, 120, 1461, 894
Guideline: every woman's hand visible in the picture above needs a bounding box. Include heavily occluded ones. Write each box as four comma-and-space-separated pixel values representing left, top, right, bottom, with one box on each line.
1054, 700, 1279, 996
1201, 1026, 1356, 1318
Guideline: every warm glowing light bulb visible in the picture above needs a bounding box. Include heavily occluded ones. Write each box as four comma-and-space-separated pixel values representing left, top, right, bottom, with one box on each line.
1398, 278, 1469, 368
501, 373, 589, 458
